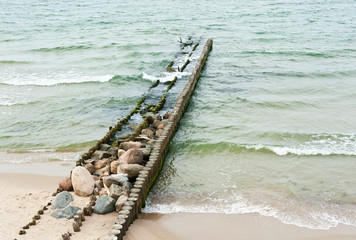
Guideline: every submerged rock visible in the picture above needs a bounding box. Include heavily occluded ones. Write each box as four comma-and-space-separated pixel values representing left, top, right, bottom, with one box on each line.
52, 191, 74, 209
118, 148, 143, 165
51, 206, 81, 219
71, 166, 95, 197
93, 195, 116, 214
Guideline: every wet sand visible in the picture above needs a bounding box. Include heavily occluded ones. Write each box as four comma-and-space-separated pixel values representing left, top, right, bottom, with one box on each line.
1, 171, 356, 240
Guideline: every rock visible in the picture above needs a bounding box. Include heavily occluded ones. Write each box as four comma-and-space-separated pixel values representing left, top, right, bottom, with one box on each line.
33, 214, 41, 220
163, 112, 171, 119
118, 148, 143, 165
100, 144, 111, 151
147, 140, 155, 146
85, 163, 95, 174
83, 206, 93, 216
110, 160, 120, 174
92, 150, 112, 160
59, 177, 73, 191
77, 210, 85, 222
93, 195, 116, 214
109, 184, 122, 200
141, 128, 154, 136
71, 166, 95, 197
157, 123, 165, 130
51, 206, 81, 219
74, 215, 82, 226
93, 175, 100, 181
94, 159, 108, 169
141, 148, 151, 159
117, 164, 144, 179
115, 194, 128, 212
103, 174, 129, 188
118, 149, 125, 157
120, 141, 142, 151
156, 129, 163, 137
38, 209, 44, 215
52, 191, 74, 209
19, 230, 26, 235
152, 119, 160, 128
156, 115, 162, 121
108, 147, 118, 158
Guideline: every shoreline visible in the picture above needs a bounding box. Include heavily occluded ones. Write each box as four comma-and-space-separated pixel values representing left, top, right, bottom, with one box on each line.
2, 172, 356, 240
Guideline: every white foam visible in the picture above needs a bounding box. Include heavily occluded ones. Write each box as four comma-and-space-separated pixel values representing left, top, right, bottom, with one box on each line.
246, 134, 356, 156
0, 73, 113, 86
142, 71, 190, 83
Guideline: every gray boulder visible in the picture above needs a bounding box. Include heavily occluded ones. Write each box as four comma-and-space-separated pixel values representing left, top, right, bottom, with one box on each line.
103, 174, 129, 188
52, 191, 74, 209
109, 184, 122, 200
93, 195, 116, 214
100, 144, 111, 151
92, 150, 112, 160
51, 205, 80, 219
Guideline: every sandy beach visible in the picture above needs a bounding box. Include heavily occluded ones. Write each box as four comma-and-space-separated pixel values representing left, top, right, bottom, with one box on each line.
2, 170, 356, 240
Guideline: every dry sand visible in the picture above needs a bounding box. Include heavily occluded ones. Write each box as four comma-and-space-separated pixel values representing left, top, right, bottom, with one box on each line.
1, 169, 356, 240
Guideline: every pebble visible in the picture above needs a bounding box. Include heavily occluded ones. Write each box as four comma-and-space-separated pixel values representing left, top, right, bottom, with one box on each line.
73, 222, 80, 232
29, 220, 36, 226
38, 209, 44, 215
19, 230, 26, 235
33, 215, 40, 220
22, 225, 29, 229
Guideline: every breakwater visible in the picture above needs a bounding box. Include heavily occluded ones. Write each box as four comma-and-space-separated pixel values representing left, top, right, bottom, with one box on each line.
104, 38, 213, 239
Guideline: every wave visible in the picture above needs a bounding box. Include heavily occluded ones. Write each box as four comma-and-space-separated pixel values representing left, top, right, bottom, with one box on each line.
241, 50, 336, 58
0, 74, 113, 86
31, 44, 95, 52
174, 133, 356, 156
142, 71, 190, 83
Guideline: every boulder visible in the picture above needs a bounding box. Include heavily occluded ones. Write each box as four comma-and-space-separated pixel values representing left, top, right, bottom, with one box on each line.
141, 128, 154, 136
85, 163, 95, 174
157, 123, 165, 130
110, 161, 120, 174
117, 164, 144, 179
103, 174, 129, 188
58, 177, 73, 191
141, 148, 151, 159
115, 194, 128, 212
71, 166, 95, 197
93, 195, 116, 214
118, 148, 143, 165
152, 119, 160, 128
163, 112, 171, 119
109, 184, 122, 200
156, 129, 163, 138
94, 159, 108, 169
147, 140, 155, 146
120, 141, 142, 151
92, 150, 112, 160
107, 147, 118, 158
100, 144, 111, 151
51, 206, 80, 219
118, 149, 125, 157
52, 191, 74, 209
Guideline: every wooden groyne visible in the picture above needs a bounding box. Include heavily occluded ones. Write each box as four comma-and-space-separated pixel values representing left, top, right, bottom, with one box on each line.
104, 38, 213, 240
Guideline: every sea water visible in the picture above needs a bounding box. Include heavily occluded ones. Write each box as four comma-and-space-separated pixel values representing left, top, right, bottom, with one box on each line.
1, 0, 355, 229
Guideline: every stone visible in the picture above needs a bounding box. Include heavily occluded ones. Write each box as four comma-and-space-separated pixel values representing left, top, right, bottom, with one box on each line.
19, 230, 26, 235
103, 174, 129, 188
85, 163, 95, 174
74, 215, 82, 226
115, 194, 128, 212
100, 144, 111, 151
83, 206, 93, 216
163, 112, 171, 119
94, 159, 108, 169
109, 184, 122, 200
93, 195, 116, 214
152, 119, 160, 128
141, 148, 151, 159
141, 128, 154, 136
120, 141, 142, 151
157, 123, 165, 130
118, 148, 143, 165
59, 177, 73, 191
62, 232, 71, 240
23, 225, 29, 229
108, 147, 118, 158
77, 210, 85, 222
92, 150, 112, 160
51, 205, 81, 219
110, 160, 120, 174
118, 149, 125, 157
156, 129, 163, 137
156, 115, 162, 121
29, 220, 36, 226
52, 191, 74, 209
117, 164, 144, 179
147, 140, 155, 146
33, 215, 40, 220
71, 166, 95, 197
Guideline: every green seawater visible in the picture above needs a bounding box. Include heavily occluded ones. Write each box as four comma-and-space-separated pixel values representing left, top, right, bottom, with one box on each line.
0, 0, 356, 229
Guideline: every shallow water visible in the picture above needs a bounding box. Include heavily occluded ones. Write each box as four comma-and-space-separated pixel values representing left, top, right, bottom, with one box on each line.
1, 0, 355, 229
